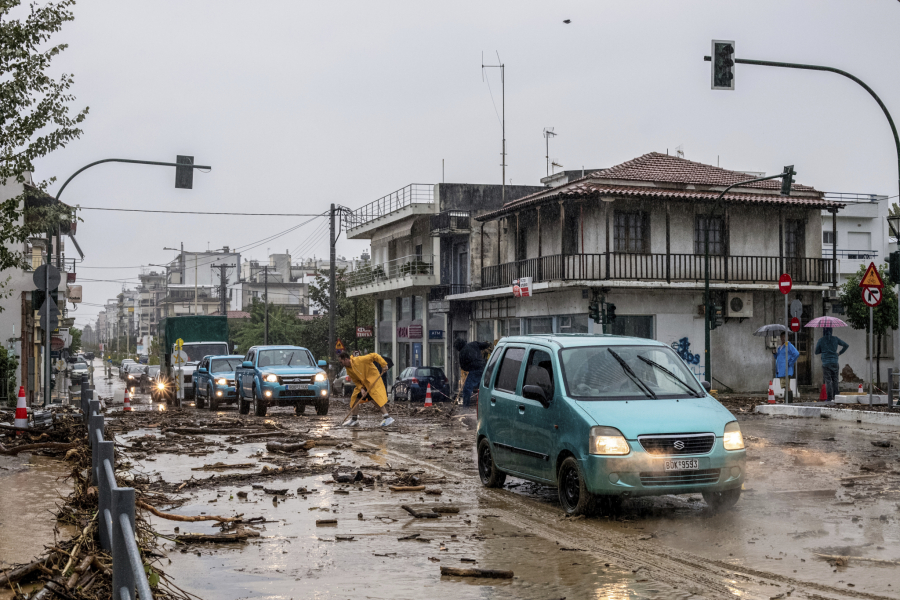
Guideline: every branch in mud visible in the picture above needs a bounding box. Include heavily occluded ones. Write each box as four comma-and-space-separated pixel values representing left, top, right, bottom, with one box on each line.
0, 441, 76, 455
137, 500, 245, 523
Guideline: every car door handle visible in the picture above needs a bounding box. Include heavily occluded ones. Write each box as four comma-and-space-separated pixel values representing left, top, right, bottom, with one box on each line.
490, 396, 497, 405
518, 405, 525, 414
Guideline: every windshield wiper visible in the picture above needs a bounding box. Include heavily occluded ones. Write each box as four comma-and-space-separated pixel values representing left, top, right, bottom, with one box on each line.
607, 349, 657, 399
637, 355, 702, 398
287, 352, 294, 366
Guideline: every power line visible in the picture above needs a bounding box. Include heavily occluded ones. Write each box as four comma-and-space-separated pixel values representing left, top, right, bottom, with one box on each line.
77, 206, 328, 216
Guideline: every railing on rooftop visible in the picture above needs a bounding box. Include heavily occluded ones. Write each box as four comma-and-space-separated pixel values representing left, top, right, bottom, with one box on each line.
344, 184, 433, 230
481, 253, 835, 289
348, 254, 435, 287
824, 192, 888, 204
822, 247, 879, 259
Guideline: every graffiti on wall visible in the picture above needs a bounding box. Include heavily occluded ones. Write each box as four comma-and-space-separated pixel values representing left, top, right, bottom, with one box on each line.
670, 336, 705, 381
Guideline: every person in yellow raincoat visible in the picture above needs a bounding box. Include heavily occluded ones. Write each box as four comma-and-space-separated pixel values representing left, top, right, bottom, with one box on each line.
339, 351, 394, 427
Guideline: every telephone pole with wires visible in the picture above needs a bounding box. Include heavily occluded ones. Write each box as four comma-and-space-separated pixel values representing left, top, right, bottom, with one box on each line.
482, 53, 506, 204
329, 204, 336, 367
212, 264, 233, 317
263, 265, 269, 345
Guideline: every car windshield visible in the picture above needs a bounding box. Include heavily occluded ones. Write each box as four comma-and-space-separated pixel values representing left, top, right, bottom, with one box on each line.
148, 366, 160, 376
416, 368, 444, 378
559, 345, 704, 400
182, 344, 229, 363
211, 358, 242, 373
257, 349, 313, 368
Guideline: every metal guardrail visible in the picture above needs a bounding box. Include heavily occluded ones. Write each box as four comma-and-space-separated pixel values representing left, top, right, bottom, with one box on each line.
344, 184, 434, 230
80, 379, 153, 600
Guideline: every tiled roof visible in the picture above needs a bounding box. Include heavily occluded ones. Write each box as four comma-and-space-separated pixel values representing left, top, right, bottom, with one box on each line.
476, 152, 839, 221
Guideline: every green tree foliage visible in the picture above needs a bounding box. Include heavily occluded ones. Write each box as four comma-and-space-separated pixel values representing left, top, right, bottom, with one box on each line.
68, 325, 80, 353
1, 0, 87, 299
232, 300, 307, 351
0, 346, 18, 405
839, 263, 898, 385
308, 268, 376, 358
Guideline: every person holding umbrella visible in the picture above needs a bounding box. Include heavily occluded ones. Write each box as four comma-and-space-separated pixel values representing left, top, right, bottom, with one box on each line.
815, 326, 849, 401
775, 332, 800, 393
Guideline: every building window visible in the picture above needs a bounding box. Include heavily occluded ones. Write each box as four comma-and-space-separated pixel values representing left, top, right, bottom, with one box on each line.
429, 343, 444, 368
412, 296, 423, 321
785, 219, 806, 258
558, 314, 588, 334
526, 317, 553, 334
379, 299, 392, 322
500, 318, 520, 337
400, 296, 411, 320
694, 215, 726, 256
823, 230, 835, 245
476, 320, 494, 342
614, 211, 650, 254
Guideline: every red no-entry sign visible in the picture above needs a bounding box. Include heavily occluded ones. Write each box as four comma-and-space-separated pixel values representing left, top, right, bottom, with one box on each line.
790, 317, 800, 332
779, 273, 792, 295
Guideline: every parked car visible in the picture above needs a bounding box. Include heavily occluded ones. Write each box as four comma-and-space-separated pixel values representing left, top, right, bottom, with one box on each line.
476, 335, 747, 516
194, 355, 243, 410
235, 346, 330, 417
71, 362, 89, 378
332, 368, 355, 397
391, 366, 450, 402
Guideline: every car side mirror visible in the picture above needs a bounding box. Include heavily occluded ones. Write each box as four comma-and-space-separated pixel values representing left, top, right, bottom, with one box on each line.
242, 361, 253, 369
318, 360, 327, 367
198, 367, 207, 374
523, 384, 550, 407
701, 380, 711, 392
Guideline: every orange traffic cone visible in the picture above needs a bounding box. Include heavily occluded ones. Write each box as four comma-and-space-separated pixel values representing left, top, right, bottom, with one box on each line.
14, 386, 28, 434
767, 381, 775, 404
123, 388, 132, 412
819, 384, 828, 401
424, 383, 433, 407
858, 382, 863, 394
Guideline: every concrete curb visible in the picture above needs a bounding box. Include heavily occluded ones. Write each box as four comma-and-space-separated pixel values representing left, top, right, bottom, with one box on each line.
754, 404, 900, 426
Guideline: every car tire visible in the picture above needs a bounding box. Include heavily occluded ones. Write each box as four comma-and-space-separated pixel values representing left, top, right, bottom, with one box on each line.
252, 386, 268, 417
702, 488, 741, 512
195, 384, 205, 409
237, 386, 250, 415
477, 438, 507, 488
558, 456, 596, 517
315, 397, 329, 415
208, 386, 219, 411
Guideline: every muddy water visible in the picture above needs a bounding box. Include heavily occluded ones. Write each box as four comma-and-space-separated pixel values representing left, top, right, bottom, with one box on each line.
0, 453, 74, 569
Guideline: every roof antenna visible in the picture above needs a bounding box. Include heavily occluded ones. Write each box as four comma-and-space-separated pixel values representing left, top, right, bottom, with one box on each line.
543, 128, 556, 177
482, 51, 506, 204
676, 145, 684, 159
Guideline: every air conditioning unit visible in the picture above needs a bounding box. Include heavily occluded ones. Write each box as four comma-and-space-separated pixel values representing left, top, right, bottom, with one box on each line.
727, 293, 753, 318
824, 288, 839, 300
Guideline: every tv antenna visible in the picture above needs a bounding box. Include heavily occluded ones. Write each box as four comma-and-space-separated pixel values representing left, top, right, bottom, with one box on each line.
543, 128, 557, 177
482, 51, 506, 204
551, 160, 564, 175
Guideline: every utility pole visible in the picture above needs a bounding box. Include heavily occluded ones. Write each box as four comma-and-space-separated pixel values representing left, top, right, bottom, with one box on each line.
329, 204, 337, 367
483, 56, 506, 204
44, 230, 51, 406
263, 265, 269, 345
194, 253, 198, 315
212, 264, 232, 316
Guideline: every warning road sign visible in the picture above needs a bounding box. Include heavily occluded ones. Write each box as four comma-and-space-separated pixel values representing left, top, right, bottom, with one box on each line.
862, 286, 883, 307
859, 262, 885, 288
335, 340, 344, 351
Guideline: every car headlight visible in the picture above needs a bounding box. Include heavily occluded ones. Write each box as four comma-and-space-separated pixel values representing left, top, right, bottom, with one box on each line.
314, 372, 326, 382
217, 378, 228, 386
264, 373, 278, 382
127, 375, 134, 379
723, 421, 744, 450
589, 426, 630, 456
157, 383, 165, 390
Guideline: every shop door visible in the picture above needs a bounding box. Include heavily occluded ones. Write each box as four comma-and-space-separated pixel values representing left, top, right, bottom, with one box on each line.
412, 343, 423, 367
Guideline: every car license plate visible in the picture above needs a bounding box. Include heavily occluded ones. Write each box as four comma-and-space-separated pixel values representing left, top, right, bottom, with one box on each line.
664, 459, 699, 471
286, 384, 309, 390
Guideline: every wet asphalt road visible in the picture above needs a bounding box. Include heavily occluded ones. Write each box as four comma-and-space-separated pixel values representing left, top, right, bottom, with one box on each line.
93, 365, 900, 598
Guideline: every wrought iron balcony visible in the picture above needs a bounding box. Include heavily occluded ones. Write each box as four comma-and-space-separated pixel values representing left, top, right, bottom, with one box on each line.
430, 210, 471, 236
348, 254, 435, 288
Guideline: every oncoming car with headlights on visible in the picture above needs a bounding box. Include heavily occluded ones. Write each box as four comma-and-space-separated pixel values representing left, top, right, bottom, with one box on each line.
234, 346, 330, 417
476, 334, 746, 516
194, 355, 243, 411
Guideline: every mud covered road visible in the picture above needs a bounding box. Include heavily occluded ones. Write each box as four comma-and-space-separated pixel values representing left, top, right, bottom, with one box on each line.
99, 374, 900, 600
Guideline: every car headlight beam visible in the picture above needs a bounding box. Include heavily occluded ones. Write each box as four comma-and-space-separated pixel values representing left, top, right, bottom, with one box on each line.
264, 374, 278, 382
157, 383, 165, 390
314, 372, 326, 382
723, 421, 744, 450
217, 378, 227, 385
589, 426, 630, 456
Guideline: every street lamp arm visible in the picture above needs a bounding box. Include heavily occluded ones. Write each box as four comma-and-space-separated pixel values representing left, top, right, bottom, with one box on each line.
55, 158, 213, 202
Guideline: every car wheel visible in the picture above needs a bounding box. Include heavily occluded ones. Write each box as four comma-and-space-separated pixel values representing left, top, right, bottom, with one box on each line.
477, 438, 506, 488
252, 386, 268, 417
702, 488, 741, 512
558, 456, 596, 517
195, 384, 205, 409
208, 386, 219, 411
315, 397, 329, 415
237, 386, 250, 415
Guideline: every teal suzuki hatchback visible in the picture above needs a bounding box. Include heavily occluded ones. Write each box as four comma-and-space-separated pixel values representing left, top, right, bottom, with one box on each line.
476, 334, 746, 515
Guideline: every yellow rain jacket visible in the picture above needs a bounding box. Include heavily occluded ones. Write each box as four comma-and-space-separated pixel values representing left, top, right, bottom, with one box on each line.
347, 353, 389, 408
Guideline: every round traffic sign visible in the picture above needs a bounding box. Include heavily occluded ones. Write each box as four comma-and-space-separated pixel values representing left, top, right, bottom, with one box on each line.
789, 317, 800, 332
862, 286, 882, 307
33, 264, 61, 290
779, 273, 793, 295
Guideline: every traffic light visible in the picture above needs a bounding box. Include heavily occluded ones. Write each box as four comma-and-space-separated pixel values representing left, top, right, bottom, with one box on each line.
711, 40, 735, 90
606, 303, 617, 323
780, 165, 796, 196
589, 301, 601, 324
890, 251, 900, 284
708, 303, 724, 330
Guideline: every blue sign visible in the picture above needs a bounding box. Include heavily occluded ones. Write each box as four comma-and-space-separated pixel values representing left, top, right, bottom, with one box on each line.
428, 330, 443, 340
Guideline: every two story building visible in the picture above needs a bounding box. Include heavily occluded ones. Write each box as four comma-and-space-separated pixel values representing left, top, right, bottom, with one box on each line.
448, 152, 842, 393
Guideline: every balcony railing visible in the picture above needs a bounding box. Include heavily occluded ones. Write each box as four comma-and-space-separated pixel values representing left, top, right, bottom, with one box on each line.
348, 254, 435, 287
481, 253, 835, 290
429, 284, 471, 301
344, 184, 434, 230
430, 210, 471, 235
823, 247, 878, 259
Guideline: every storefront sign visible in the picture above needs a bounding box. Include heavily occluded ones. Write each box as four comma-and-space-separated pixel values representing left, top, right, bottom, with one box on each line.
428, 329, 443, 340
356, 326, 373, 338
67, 285, 82, 303
513, 277, 532, 298
408, 324, 423, 339
51, 336, 64, 351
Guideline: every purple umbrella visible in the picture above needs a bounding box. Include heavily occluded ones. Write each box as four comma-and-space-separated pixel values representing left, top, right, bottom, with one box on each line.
805, 316, 848, 328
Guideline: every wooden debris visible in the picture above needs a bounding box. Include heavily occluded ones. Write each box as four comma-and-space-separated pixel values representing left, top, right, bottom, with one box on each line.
164, 427, 262, 435
0, 441, 76, 455
263, 488, 288, 495
316, 519, 338, 526
814, 553, 900, 566
266, 440, 316, 453
390, 485, 426, 492
425, 489, 442, 495
432, 506, 460, 514
137, 500, 244, 523
440, 567, 514, 579
401, 505, 440, 519
175, 529, 260, 543
190, 462, 254, 471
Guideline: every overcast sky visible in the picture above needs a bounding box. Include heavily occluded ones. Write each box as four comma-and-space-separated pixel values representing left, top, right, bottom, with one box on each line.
31, 0, 900, 328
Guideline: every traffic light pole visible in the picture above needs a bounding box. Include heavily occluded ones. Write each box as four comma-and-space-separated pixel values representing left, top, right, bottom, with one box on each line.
704, 172, 793, 384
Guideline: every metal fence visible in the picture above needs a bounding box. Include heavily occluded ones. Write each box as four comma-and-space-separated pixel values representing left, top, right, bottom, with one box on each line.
347, 254, 435, 287
481, 253, 835, 289
80, 378, 153, 600
343, 184, 434, 230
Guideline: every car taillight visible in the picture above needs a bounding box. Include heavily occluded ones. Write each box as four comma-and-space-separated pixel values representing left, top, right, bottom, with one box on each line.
411, 378, 419, 384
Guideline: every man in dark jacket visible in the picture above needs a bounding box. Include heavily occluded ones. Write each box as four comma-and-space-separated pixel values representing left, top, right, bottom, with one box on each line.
454, 338, 492, 407
815, 327, 849, 401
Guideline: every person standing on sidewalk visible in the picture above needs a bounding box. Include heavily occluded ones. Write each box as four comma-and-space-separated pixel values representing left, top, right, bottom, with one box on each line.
454, 338, 492, 407
775, 332, 800, 398
815, 327, 849, 401
340, 352, 394, 427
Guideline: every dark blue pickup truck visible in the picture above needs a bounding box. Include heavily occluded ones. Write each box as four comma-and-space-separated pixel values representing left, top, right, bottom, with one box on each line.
234, 345, 330, 417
